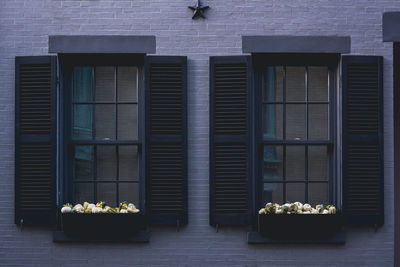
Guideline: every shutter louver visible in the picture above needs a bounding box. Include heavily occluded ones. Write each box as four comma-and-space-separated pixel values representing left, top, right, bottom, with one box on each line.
342, 56, 384, 226
146, 56, 187, 225
15, 56, 57, 225
210, 56, 252, 225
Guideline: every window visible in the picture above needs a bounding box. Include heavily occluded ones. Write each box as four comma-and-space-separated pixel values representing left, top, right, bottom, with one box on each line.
62, 55, 144, 209
259, 63, 335, 207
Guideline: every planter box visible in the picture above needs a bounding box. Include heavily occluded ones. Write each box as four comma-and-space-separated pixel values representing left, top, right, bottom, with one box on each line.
61, 213, 142, 237
258, 214, 343, 240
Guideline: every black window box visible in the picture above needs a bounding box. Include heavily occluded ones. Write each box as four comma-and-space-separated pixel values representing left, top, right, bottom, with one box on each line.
61, 213, 143, 238
258, 214, 344, 240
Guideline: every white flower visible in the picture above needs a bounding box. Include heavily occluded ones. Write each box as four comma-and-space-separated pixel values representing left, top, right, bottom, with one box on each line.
303, 211, 311, 214
322, 209, 329, 214
128, 203, 136, 209
88, 204, 95, 209
275, 208, 282, 214
61, 206, 72, 213
73, 204, 84, 213
328, 206, 336, 214
119, 209, 128, 213
258, 208, 266, 215
294, 202, 303, 210
91, 207, 102, 213
303, 204, 312, 211
103, 206, 111, 213
127, 207, 140, 213
311, 208, 318, 214
83, 202, 89, 209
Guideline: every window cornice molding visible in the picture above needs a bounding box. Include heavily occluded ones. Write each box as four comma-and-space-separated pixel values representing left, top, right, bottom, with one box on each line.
49, 35, 156, 54
242, 36, 351, 54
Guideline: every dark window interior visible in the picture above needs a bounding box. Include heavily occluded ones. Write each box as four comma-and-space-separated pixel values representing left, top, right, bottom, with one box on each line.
72, 66, 139, 207
255, 55, 338, 208
61, 54, 144, 209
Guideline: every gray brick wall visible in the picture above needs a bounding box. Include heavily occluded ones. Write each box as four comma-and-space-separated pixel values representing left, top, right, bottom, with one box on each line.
0, 0, 397, 266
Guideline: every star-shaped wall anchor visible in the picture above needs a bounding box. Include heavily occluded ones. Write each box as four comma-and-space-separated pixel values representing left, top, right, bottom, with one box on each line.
188, 0, 209, 19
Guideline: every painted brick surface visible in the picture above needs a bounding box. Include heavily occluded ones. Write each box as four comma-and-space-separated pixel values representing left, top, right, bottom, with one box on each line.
0, 0, 397, 266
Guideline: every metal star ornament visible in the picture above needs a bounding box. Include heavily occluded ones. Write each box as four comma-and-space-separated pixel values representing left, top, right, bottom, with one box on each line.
188, 0, 209, 19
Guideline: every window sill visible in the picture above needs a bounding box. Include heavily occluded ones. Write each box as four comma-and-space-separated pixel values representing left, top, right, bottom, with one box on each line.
53, 230, 150, 243
247, 231, 346, 244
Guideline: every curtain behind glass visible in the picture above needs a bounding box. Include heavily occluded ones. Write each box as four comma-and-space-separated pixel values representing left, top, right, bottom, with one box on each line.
73, 67, 94, 162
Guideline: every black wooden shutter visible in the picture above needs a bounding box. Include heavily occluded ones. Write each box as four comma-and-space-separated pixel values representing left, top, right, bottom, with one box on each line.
15, 56, 57, 225
342, 55, 384, 226
145, 56, 187, 225
210, 56, 252, 225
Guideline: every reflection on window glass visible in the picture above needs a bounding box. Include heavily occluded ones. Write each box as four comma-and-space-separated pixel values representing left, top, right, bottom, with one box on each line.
73, 146, 94, 180
73, 67, 93, 102
72, 104, 93, 140
263, 104, 283, 140
263, 146, 283, 182
264, 66, 283, 102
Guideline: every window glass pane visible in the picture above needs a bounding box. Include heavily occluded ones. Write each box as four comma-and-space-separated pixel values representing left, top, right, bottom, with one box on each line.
119, 146, 139, 181
263, 104, 283, 140
74, 145, 94, 180
118, 104, 138, 140
308, 183, 328, 206
286, 104, 306, 140
72, 104, 93, 139
97, 183, 117, 207
286, 67, 306, 102
95, 67, 115, 101
264, 66, 283, 102
74, 183, 94, 204
309, 66, 328, 101
95, 104, 116, 140
263, 182, 283, 204
118, 67, 138, 102
286, 183, 305, 203
119, 183, 139, 206
286, 146, 305, 180
308, 146, 328, 180
309, 104, 329, 140
73, 67, 93, 102
263, 146, 283, 181
96, 146, 117, 180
